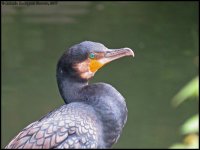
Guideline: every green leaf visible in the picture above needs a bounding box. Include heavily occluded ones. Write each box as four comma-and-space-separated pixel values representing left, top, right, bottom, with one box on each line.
172, 76, 199, 107
181, 114, 199, 135
170, 143, 188, 149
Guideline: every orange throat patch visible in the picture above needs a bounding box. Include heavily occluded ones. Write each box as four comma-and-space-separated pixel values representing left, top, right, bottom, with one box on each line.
89, 59, 104, 73
74, 59, 104, 80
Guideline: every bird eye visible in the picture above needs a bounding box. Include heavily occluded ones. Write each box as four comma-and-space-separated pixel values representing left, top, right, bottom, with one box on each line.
89, 53, 95, 59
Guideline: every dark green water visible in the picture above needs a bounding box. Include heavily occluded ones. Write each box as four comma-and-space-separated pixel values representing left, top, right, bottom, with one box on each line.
2, 2, 198, 148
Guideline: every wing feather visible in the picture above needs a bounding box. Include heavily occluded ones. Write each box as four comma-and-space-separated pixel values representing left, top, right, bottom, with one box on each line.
5, 103, 99, 149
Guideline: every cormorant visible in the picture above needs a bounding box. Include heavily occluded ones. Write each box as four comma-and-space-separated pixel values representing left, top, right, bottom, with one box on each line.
5, 41, 134, 149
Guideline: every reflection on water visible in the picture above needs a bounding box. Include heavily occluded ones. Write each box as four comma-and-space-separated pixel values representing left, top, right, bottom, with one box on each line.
2, 2, 198, 148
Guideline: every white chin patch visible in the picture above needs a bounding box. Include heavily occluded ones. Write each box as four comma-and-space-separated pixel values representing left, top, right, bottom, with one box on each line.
80, 71, 95, 79
74, 59, 96, 80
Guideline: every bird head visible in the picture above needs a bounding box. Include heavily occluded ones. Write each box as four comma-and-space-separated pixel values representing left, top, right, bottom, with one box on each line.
58, 41, 134, 81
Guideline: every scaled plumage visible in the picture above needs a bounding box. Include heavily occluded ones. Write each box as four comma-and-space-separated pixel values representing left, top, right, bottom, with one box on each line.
6, 41, 134, 149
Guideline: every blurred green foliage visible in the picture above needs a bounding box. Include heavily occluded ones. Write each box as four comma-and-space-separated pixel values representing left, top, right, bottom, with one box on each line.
170, 76, 199, 149
172, 77, 199, 107
181, 114, 199, 135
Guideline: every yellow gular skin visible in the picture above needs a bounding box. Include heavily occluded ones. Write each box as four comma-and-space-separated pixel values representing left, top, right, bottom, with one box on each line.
89, 59, 104, 73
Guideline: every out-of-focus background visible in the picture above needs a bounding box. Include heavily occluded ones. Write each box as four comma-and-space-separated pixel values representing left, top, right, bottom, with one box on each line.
2, 1, 199, 148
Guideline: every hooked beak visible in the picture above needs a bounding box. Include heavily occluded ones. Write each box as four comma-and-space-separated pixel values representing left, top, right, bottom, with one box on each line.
99, 47, 134, 65
89, 47, 134, 73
